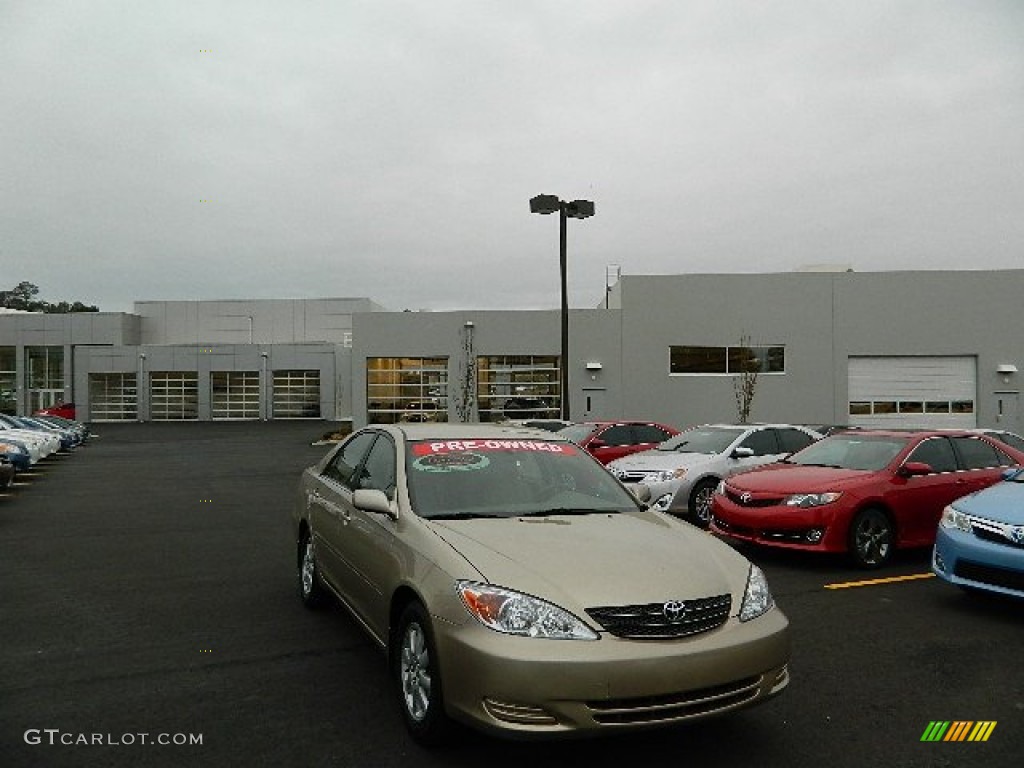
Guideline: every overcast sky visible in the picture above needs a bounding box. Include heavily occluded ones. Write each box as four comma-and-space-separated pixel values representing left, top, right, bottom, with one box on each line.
2, 1, 1022, 313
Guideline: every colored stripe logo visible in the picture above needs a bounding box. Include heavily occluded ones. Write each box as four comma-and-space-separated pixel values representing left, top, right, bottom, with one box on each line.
921, 721, 996, 742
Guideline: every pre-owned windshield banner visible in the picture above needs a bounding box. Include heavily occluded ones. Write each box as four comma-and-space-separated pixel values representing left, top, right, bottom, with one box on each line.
411, 440, 577, 456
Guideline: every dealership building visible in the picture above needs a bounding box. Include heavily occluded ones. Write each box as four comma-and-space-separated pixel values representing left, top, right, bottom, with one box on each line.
1, 269, 1021, 435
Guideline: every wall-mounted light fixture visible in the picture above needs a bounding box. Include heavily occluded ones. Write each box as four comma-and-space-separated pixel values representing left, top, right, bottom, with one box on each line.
585, 361, 603, 371
996, 364, 1017, 374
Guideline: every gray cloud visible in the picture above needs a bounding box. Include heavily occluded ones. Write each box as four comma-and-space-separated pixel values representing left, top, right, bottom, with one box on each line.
2, 0, 1022, 312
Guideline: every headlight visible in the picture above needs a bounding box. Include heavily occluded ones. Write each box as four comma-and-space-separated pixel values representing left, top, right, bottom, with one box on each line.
784, 492, 842, 508
456, 582, 599, 640
739, 565, 774, 622
652, 493, 674, 511
939, 505, 972, 532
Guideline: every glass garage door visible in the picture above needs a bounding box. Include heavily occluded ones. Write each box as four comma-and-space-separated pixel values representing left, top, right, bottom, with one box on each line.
272, 370, 320, 418
848, 356, 976, 429
150, 372, 199, 420
211, 371, 260, 420
88, 373, 138, 421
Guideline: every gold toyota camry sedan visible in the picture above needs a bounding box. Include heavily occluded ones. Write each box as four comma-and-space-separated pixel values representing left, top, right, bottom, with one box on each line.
291, 424, 789, 744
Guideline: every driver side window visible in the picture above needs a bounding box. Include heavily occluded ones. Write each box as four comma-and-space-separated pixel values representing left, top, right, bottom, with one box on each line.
358, 435, 397, 498
323, 431, 377, 487
906, 437, 958, 473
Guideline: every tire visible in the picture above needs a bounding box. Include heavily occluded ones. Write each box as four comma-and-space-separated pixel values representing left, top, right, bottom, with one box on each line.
848, 507, 894, 569
687, 479, 719, 529
394, 602, 454, 746
298, 529, 327, 608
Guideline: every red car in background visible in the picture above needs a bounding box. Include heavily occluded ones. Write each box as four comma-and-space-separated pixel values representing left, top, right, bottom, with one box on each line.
557, 421, 680, 465
710, 429, 1024, 569
35, 402, 77, 420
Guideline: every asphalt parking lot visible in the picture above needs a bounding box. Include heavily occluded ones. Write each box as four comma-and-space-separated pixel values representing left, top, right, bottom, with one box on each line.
1, 422, 1021, 768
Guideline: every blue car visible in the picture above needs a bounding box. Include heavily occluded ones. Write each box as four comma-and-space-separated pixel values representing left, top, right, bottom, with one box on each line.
933, 467, 1024, 599
0, 437, 32, 473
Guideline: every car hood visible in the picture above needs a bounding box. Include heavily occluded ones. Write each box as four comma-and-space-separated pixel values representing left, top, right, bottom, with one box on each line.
428, 510, 749, 612
728, 463, 875, 493
609, 450, 717, 472
955, 482, 1024, 524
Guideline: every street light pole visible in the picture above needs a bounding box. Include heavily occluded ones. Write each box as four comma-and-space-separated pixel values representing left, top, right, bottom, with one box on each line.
559, 204, 569, 421
530, 194, 595, 422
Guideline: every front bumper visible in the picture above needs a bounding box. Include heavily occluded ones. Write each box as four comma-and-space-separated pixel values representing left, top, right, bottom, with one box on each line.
710, 497, 847, 553
932, 525, 1024, 599
432, 606, 790, 737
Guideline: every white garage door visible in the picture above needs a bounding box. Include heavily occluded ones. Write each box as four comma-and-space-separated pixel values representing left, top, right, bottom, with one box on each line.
848, 356, 976, 429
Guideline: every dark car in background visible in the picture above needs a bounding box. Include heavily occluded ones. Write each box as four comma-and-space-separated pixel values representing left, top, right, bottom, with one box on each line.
711, 430, 1024, 568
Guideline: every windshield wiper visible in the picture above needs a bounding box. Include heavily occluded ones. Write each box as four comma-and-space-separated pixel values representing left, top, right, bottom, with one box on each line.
795, 462, 844, 469
426, 511, 503, 520
517, 507, 617, 518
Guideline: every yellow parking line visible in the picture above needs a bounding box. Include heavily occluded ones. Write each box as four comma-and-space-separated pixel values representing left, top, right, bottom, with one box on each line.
824, 573, 935, 590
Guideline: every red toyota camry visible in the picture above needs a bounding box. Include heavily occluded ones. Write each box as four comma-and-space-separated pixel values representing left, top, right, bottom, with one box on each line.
710, 429, 1024, 568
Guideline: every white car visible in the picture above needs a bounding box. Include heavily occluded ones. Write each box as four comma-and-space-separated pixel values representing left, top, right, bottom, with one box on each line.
0, 423, 58, 461
608, 424, 823, 527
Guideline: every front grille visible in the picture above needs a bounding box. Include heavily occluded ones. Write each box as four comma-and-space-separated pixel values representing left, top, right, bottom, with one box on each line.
586, 595, 731, 639
955, 560, 1024, 592
586, 675, 761, 725
725, 488, 781, 508
970, 519, 1024, 550
617, 470, 657, 484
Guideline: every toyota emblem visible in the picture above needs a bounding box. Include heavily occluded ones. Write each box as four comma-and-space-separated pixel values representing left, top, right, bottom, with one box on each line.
740, 492, 752, 505
663, 600, 686, 623
1010, 526, 1024, 546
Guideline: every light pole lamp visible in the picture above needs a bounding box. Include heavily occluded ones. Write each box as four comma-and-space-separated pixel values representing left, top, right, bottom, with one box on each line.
529, 194, 595, 421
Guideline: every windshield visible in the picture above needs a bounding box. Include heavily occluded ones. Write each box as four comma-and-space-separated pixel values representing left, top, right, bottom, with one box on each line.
406, 439, 640, 519
788, 434, 908, 471
657, 427, 744, 454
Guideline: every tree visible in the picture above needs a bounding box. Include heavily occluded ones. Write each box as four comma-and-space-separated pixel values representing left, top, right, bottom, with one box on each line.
0, 282, 98, 313
732, 334, 761, 423
0, 281, 40, 310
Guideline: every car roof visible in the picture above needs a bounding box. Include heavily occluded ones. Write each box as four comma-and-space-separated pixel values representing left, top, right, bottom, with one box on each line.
390, 423, 571, 442
824, 428, 985, 438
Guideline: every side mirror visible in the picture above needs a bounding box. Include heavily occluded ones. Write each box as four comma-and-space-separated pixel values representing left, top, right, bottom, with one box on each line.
898, 461, 932, 477
732, 447, 755, 459
588, 439, 607, 450
1001, 467, 1024, 481
627, 483, 652, 503
353, 488, 395, 518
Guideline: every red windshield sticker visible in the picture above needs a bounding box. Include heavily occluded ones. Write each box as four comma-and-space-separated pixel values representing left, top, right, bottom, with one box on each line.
411, 440, 577, 456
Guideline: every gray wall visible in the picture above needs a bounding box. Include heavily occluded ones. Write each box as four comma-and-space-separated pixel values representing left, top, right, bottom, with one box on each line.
0, 312, 141, 413
134, 298, 386, 345
351, 309, 622, 428
617, 270, 1024, 430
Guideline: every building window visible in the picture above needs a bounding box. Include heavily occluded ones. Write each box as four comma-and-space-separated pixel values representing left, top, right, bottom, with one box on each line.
211, 371, 260, 420
367, 357, 448, 424
669, 345, 785, 374
476, 355, 560, 423
150, 372, 199, 420
89, 373, 138, 421
0, 346, 15, 415
848, 400, 974, 416
25, 345, 65, 412
273, 370, 321, 418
